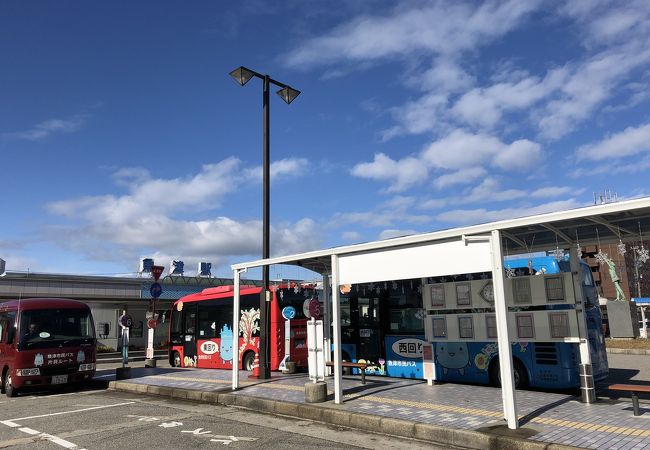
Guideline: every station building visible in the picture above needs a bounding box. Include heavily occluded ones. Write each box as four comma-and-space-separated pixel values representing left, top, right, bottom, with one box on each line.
0, 269, 260, 350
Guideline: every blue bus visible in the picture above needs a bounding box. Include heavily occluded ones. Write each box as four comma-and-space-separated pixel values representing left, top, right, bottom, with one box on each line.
334, 256, 608, 390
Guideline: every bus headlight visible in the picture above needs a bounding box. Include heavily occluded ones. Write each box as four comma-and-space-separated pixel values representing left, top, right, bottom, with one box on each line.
79, 363, 95, 371
16, 368, 40, 376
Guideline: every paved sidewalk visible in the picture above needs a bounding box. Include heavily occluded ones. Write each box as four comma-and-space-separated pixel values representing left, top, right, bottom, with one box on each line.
96, 365, 650, 450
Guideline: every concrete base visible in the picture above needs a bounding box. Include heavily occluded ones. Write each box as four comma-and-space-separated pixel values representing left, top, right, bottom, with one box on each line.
304, 381, 327, 403
145, 358, 157, 368
115, 367, 132, 380
282, 361, 297, 374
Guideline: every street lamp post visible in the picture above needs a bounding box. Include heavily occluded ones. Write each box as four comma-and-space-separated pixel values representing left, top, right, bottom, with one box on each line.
230, 66, 300, 379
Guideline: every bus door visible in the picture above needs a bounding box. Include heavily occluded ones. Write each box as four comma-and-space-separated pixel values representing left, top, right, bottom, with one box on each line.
183, 304, 198, 366
356, 296, 381, 363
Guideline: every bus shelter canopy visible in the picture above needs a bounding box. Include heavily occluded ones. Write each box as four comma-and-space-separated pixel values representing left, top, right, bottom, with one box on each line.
232, 196, 650, 276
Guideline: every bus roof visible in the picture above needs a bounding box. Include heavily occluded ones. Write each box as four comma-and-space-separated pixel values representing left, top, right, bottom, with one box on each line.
175, 285, 263, 304
0, 298, 91, 311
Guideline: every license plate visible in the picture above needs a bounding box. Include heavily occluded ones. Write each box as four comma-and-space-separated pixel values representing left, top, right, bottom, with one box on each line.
51, 375, 68, 385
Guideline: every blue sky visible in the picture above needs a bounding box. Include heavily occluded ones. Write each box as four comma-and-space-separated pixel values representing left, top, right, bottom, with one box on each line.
2, 0, 650, 279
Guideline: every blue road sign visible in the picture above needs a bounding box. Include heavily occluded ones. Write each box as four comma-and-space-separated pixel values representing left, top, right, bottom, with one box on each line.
150, 282, 163, 298
282, 306, 296, 320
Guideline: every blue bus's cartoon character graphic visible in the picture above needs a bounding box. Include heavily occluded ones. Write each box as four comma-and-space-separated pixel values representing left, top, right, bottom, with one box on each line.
435, 342, 470, 375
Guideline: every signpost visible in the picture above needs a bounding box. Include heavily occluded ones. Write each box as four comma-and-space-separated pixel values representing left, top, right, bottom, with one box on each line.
146, 265, 164, 366
116, 311, 133, 380
279, 306, 297, 372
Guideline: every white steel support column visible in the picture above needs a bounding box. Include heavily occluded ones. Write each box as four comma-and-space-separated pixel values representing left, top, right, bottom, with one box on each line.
232, 268, 243, 390
490, 230, 519, 429
331, 254, 343, 403
322, 275, 332, 371
569, 247, 596, 403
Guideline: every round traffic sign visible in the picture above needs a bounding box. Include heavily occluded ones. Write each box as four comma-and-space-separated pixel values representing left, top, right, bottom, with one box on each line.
147, 319, 157, 329
302, 298, 321, 319
119, 314, 133, 328
282, 306, 296, 320
150, 282, 163, 298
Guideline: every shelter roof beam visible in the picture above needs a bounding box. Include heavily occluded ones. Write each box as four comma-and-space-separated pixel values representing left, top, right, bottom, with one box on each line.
541, 224, 573, 245
586, 216, 634, 237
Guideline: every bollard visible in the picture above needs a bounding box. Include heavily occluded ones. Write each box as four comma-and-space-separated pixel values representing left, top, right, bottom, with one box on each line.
579, 363, 596, 403
304, 381, 327, 403
283, 361, 297, 374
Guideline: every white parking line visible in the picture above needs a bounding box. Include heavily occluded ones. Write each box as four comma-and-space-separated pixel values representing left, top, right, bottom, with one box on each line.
0, 401, 134, 449
5, 401, 135, 422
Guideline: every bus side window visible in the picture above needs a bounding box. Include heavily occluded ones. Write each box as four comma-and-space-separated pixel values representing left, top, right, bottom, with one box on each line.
6, 313, 16, 344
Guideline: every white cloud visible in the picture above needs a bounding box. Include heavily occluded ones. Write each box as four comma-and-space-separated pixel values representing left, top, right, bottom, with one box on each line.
2, 114, 87, 141
559, 0, 650, 45
419, 198, 448, 210
421, 129, 542, 171
416, 57, 475, 93
451, 69, 567, 129
433, 167, 486, 189
350, 153, 428, 192
341, 231, 362, 242
576, 122, 650, 161
45, 158, 321, 273
531, 186, 577, 198
378, 229, 419, 240
461, 178, 527, 203
243, 157, 310, 181
286, 1, 540, 68
436, 199, 582, 225
382, 93, 450, 140
538, 44, 650, 139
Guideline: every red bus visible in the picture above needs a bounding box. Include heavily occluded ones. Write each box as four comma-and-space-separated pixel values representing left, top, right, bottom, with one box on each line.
0, 298, 97, 397
168, 284, 316, 371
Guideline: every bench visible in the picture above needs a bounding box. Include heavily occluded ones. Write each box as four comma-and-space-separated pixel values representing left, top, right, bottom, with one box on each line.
325, 361, 368, 384
608, 384, 650, 416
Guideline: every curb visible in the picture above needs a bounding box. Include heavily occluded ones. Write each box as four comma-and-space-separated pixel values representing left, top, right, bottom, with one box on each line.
108, 381, 581, 450
606, 348, 650, 355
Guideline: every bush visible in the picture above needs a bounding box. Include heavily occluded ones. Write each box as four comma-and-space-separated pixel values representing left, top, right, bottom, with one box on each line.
97, 345, 115, 353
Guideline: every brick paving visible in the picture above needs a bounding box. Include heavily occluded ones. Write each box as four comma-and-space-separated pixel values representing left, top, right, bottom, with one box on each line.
99, 367, 650, 449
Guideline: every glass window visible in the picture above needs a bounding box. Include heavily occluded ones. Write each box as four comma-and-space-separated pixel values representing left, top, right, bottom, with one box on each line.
486, 315, 498, 338
390, 308, 424, 333
549, 312, 570, 338
358, 297, 380, 326
430, 285, 445, 308
545, 276, 565, 302
19, 309, 94, 349
184, 307, 197, 335
170, 307, 183, 335
432, 317, 447, 338
458, 316, 474, 339
512, 278, 532, 304
516, 314, 535, 339
132, 320, 143, 338
456, 283, 471, 306
198, 305, 222, 339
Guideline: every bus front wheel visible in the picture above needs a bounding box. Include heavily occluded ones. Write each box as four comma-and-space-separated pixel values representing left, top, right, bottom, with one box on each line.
171, 351, 182, 367
242, 352, 255, 371
489, 359, 528, 389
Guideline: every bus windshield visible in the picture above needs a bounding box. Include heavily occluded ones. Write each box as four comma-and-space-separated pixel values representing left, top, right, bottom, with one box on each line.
19, 309, 95, 349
